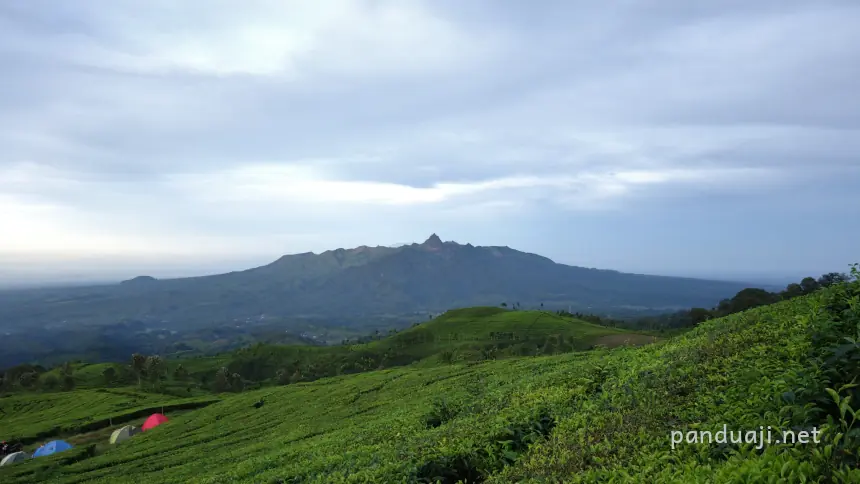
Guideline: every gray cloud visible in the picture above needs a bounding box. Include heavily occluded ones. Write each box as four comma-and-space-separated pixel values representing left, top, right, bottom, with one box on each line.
1, 0, 858, 280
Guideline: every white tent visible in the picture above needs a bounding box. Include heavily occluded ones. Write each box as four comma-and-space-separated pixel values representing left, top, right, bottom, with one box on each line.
110, 425, 141, 444
0, 451, 27, 466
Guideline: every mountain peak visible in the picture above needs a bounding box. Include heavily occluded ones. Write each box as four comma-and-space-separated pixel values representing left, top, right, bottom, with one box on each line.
422, 233, 444, 248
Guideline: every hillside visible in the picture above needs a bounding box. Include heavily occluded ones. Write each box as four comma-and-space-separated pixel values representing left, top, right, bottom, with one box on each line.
0, 235, 749, 334
2, 271, 858, 483
0, 389, 218, 445
214, 308, 653, 383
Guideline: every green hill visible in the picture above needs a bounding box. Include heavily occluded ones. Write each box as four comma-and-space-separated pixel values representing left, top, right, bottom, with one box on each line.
1, 272, 858, 482
211, 309, 653, 384
366, 307, 655, 360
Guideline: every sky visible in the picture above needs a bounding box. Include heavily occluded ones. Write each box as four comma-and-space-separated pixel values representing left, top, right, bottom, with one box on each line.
1, 0, 858, 287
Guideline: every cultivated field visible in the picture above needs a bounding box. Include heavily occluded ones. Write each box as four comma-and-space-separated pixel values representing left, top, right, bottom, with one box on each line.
2, 278, 858, 483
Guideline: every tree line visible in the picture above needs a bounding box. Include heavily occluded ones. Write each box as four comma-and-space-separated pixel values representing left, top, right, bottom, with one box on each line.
557, 271, 852, 330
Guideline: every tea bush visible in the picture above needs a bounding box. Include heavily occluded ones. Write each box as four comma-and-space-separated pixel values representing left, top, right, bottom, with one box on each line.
2, 271, 859, 482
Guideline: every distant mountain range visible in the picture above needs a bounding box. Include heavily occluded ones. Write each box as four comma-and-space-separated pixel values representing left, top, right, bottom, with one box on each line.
0, 235, 752, 333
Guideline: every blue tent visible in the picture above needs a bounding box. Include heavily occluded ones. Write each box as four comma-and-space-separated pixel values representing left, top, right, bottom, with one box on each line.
32, 440, 73, 458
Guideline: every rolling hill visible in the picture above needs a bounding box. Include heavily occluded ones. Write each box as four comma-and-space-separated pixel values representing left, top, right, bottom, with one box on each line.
212, 308, 655, 384
1, 274, 857, 483
0, 235, 750, 336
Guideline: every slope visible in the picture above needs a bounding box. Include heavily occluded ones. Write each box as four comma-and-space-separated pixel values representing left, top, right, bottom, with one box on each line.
216, 308, 651, 383
0, 389, 218, 445
3, 273, 856, 483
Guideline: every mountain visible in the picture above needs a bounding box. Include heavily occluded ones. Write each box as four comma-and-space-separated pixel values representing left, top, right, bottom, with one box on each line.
0, 235, 750, 333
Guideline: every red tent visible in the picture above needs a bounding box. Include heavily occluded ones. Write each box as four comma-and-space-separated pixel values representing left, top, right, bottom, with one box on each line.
141, 413, 169, 431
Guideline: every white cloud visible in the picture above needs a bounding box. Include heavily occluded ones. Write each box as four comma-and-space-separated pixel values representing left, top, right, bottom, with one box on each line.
0, 0, 858, 280
14, 0, 502, 79
169, 160, 777, 211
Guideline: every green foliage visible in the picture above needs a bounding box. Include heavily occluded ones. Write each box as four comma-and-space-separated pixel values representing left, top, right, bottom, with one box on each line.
424, 398, 462, 429
102, 367, 117, 386
59, 362, 75, 391
18, 371, 37, 389
172, 364, 188, 381
213, 367, 231, 393
275, 369, 290, 385
130, 354, 146, 386
144, 356, 166, 384
604, 269, 855, 331
186, 309, 645, 387
2, 272, 859, 482
40, 373, 60, 391
0, 389, 218, 445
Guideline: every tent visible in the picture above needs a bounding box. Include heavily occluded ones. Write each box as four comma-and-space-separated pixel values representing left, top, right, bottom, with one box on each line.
141, 413, 169, 431
0, 451, 27, 466
110, 425, 141, 444
32, 440, 73, 458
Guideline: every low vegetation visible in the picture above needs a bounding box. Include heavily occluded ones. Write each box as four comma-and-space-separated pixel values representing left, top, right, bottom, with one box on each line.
216, 308, 651, 386
0, 389, 217, 445
586, 270, 852, 331
0, 266, 857, 482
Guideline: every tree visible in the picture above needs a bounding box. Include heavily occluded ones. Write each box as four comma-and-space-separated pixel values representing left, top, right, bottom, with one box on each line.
800, 277, 820, 295
540, 338, 553, 355
145, 356, 167, 384
689, 308, 712, 326
131, 354, 147, 386
213, 367, 232, 392
782, 283, 804, 300
716, 288, 777, 316
276, 369, 290, 385
102, 367, 117, 385
59, 362, 75, 391
229, 373, 244, 392
818, 272, 849, 288
41, 373, 60, 390
62, 374, 76, 391
500, 302, 507, 308
173, 364, 188, 381
289, 369, 302, 384
19, 371, 37, 389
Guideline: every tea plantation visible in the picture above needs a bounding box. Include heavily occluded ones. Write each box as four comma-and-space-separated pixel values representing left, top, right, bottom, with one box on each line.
2, 271, 859, 482
207, 308, 650, 387
0, 389, 218, 445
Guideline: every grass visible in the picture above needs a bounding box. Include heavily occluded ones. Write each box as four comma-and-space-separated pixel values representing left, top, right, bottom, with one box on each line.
388, 307, 640, 346
2, 278, 858, 482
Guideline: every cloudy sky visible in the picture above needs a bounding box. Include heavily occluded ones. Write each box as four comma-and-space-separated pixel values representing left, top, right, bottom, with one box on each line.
1, 0, 858, 286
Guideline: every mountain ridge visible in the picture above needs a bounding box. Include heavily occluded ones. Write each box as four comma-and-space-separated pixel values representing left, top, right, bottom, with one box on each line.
0, 235, 752, 332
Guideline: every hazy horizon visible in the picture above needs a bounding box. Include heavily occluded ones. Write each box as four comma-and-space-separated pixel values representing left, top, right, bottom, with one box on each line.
0, 234, 844, 290
2, 1, 858, 284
